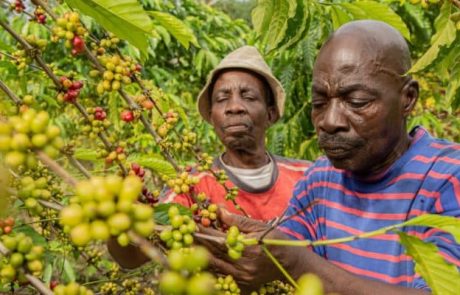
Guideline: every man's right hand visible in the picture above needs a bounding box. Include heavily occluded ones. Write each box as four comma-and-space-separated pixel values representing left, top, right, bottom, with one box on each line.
195, 208, 308, 292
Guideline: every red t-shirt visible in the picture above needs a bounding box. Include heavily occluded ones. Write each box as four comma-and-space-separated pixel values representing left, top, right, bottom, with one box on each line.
162, 154, 311, 221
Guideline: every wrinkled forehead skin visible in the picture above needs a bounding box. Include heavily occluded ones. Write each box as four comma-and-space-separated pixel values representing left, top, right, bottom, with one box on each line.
313, 20, 411, 89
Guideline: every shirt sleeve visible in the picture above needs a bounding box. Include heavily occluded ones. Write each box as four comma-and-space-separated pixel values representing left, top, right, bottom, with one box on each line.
412, 170, 460, 289
277, 170, 319, 242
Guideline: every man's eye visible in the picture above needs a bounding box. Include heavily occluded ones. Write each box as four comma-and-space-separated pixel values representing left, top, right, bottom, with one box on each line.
348, 100, 370, 108
312, 100, 327, 108
215, 97, 227, 103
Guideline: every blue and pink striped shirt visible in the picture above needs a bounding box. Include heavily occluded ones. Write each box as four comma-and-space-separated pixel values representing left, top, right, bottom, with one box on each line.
279, 127, 460, 289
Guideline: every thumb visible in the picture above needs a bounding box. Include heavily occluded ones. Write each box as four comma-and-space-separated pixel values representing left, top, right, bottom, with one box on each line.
219, 208, 268, 233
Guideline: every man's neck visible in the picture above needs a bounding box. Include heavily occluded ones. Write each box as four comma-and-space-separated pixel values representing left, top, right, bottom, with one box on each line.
354, 133, 412, 178
222, 147, 269, 169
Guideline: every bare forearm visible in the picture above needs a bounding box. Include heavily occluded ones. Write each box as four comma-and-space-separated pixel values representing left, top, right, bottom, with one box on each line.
107, 237, 149, 269
287, 248, 429, 295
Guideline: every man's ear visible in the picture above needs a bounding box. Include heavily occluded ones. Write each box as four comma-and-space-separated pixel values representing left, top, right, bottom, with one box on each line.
266, 106, 279, 127
401, 79, 419, 117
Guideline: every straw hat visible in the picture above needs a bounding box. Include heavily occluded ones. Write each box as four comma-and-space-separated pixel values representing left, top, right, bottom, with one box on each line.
197, 45, 285, 123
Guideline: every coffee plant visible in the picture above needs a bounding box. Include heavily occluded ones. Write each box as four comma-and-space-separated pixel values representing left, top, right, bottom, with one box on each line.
0, 0, 459, 294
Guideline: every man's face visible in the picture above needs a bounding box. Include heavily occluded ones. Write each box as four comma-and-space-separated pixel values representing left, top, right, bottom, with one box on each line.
209, 70, 275, 151
311, 37, 410, 174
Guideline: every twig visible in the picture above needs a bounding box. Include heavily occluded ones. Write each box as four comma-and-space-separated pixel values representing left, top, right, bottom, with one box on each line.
38, 199, 64, 211
259, 200, 320, 241
0, 79, 22, 105
262, 245, 299, 289
66, 154, 92, 179
0, 242, 53, 295
31, 0, 58, 19
36, 151, 78, 187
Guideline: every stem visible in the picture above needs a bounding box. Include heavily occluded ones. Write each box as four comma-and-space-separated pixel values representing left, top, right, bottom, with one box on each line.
0, 80, 22, 105
38, 199, 64, 211
66, 154, 92, 179
36, 151, 77, 187
262, 245, 299, 289
0, 242, 53, 295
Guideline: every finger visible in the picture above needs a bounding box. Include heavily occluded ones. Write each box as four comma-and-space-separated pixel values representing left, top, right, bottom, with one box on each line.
195, 231, 228, 254
197, 224, 226, 237
208, 252, 246, 280
219, 208, 268, 233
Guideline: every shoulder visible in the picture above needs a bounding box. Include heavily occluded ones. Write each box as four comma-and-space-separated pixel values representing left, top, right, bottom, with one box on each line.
272, 154, 312, 172
415, 131, 460, 175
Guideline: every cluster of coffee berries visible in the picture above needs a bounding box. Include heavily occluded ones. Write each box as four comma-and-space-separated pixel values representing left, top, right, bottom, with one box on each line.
174, 129, 197, 151
95, 54, 138, 93
10, 0, 25, 12
215, 275, 241, 294
225, 187, 239, 202
159, 247, 216, 295
226, 226, 245, 260
251, 281, 295, 295
105, 145, 127, 164
165, 172, 199, 194
155, 110, 179, 138
99, 34, 121, 49
34, 6, 46, 24
16, 175, 54, 215
80, 107, 111, 138
0, 217, 15, 235
53, 12, 87, 55
129, 163, 146, 179
160, 206, 197, 250
140, 187, 160, 205
191, 200, 218, 228
100, 281, 119, 294
120, 109, 135, 123
121, 278, 141, 295
9, 50, 27, 70
0, 233, 44, 283
58, 76, 84, 103
52, 282, 94, 295
295, 274, 324, 295
197, 153, 214, 171
133, 94, 154, 110
59, 175, 154, 247
24, 34, 48, 49
0, 109, 63, 169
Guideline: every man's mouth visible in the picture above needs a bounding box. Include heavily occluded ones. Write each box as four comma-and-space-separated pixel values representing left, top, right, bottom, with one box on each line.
223, 123, 249, 133
321, 145, 354, 159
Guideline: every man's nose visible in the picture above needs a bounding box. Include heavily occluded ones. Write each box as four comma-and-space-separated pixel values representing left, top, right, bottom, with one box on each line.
318, 99, 348, 134
225, 95, 246, 115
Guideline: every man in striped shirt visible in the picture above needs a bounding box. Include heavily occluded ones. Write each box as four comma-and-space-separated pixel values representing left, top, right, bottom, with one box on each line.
198, 20, 459, 294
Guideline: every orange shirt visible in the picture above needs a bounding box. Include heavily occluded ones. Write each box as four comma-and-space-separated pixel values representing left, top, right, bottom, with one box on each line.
162, 154, 311, 221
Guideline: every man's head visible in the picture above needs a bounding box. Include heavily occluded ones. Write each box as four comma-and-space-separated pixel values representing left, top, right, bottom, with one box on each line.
209, 69, 277, 150
311, 20, 419, 175
197, 46, 285, 152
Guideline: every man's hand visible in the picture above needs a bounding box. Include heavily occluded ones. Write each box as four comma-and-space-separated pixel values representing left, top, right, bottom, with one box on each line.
195, 208, 304, 292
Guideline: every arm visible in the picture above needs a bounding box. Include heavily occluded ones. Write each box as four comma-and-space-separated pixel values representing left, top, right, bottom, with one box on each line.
196, 209, 429, 295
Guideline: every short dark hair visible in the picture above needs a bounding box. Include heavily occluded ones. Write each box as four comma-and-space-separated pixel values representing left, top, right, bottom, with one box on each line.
208, 68, 275, 108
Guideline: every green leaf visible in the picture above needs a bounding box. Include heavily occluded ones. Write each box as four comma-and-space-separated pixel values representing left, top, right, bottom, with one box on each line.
340, 1, 410, 40
154, 203, 191, 225
276, 0, 309, 51
63, 259, 76, 282
399, 232, 460, 295
13, 225, 47, 246
65, 0, 152, 56
74, 148, 98, 162
252, 0, 275, 35
401, 214, 460, 243
266, 1, 295, 50
330, 5, 351, 30
43, 264, 53, 285
409, 2, 456, 73
149, 11, 198, 49
127, 154, 176, 178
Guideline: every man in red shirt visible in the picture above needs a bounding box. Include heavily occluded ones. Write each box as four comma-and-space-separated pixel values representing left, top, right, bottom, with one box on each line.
162, 45, 311, 221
